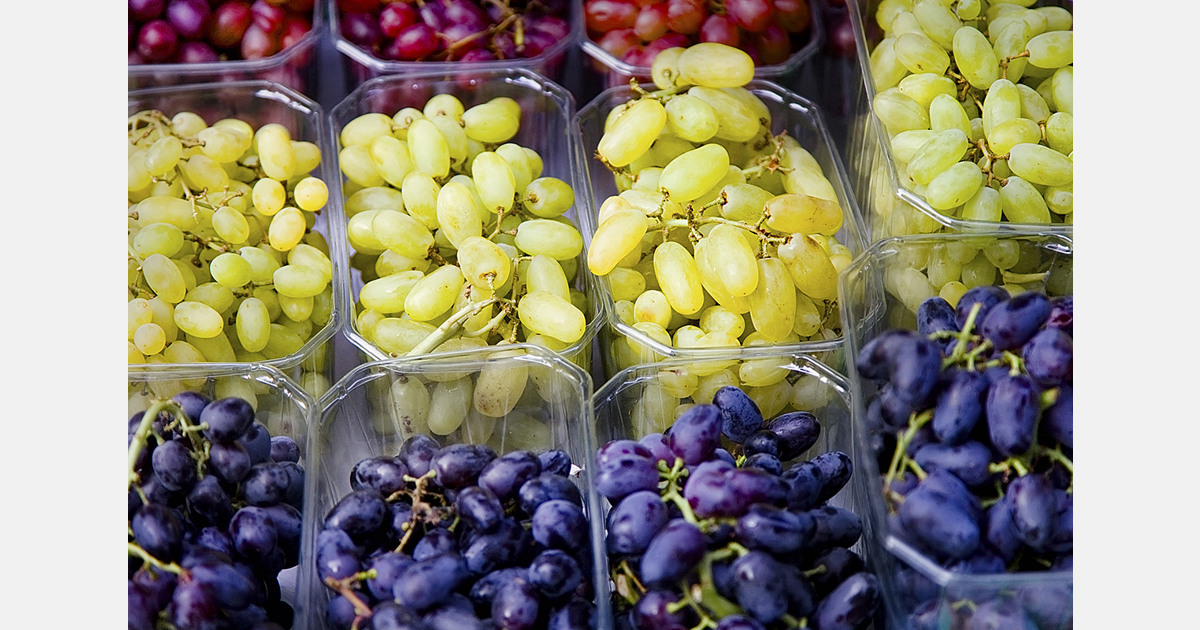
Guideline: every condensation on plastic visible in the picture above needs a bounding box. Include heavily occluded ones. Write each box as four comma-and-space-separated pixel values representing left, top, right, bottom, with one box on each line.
127, 80, 349, 396
330, 67, 604, 375
294, 345, 610, 630
127, 1, 324, 96
837, 232, 1073, 630
843, 0, 1075, 242
127, 363, 318, 608
575, 79, 869, 379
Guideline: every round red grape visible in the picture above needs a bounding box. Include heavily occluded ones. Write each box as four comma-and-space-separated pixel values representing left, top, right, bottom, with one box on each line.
138, 19, 180, 62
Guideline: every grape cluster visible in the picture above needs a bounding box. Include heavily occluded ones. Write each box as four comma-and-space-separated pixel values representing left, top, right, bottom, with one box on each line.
585, 43, 853, 370
597, 385, 880, 630
337, 0, 571, 63
128, 109, 334, 371
341, 92, 593, 359
314, 436, 597, 629
855, 288, 1073, 628
584, 0, 814, 69
867, 1, 1073, 225
128, 391, 306, 629
129, 0, 315, 65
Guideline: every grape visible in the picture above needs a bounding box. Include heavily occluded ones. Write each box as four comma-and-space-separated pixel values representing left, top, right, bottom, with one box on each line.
638, 519, 707, 587
730, 551, 789, 623
809, 572, 881, 630
130, 0, 310, 64
607, 490, 671, 554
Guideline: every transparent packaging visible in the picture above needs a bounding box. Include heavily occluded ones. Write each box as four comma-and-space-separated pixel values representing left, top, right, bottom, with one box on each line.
127, 363, 317, 609
127, 1, 324, 96
328, 0, 579, 95
593, 349, 876, 626
838, 232, 1073, 629
842, 0, 1075, 241
331, 68, 603, 375
576, 80, 868, 378
295, 344, 611, 629
128, 80, 348, 397
576, 0, 825, 99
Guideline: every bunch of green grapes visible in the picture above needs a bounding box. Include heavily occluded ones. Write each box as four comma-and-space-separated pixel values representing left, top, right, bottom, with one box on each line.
127, 109, 335, 376
867, 0, 1072, 226
339, 93, 592, 359
585, 42, 855, 372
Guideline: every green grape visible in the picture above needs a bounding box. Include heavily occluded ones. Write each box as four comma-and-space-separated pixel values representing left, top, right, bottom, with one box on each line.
147, 297, 178, 342
1026, 31, 1072, 69
373, 317, 438, 355
132, 222, 185, 258
1015, 83, 1052, 123
212, 206, 250, 244
1033, 6, 1073, 31
587, 209, 648, 276
462, 98, 521, 144
209, 252, 253, 288
382, 375, 431, 435
1006, 143, 1072, 186
494, 143, 534, 195
141, 253, 187, 303
983, 239, 1021, 270
252, 178, 287, 216
278, 293, 314, 322
173, 301, 224, 338
658, 143, 730, 203
992, 19, 1032, 83
719, 183, 775, 223
651, 46, 688, 90
345, 186, 402, 218
869, 38, 910, 91
677, 42, 755, 88
986, 117, 1041, 155
912, 0, 961, 49
513, 219, 584, 261
400, 171, 442, 229
163, 340, 207, 364
873, 87, 931, 136
777, 235, 839, 301
135, 195, 199, 230
698, 305, 745, 339
408, 118, 451, 179
292, 141, 323, 176
128, 298, 154, 340
1045, 112, 1073, 155
340, 144, 384, 188
429, 114, 469, 165
747, 257, 796, 342
272, 263, 327, 299
523, 177, 574, 218
369, 209, 433, 259
907, 128, 969, 185
1051, 66, 1073, 115
953, 25, 1000, 90
255, 123, 295, 181
956, 0, 981, 19
999, 176, 1051, 223
145, 135, 183, 177
239, 245, 281, 283
598, 98, 667, 168
705, 224, 760, 297
197, 126, 245, 163
960, 252, 998, 288
982, 79, 1021, 139
361, 270, 423, 314
474, 359, 529, 418
888, 10, 923, 37
890, 129, 938, 163
925, 161, 984, 210
525, 254, 569, 299
664, 93, 720, 143
518, 291, 586, 344
929, 94, 973, 138
887, 266, 936, 314
184, 282, 234, 316
405, 264, 465, 322
897, 73, 957, 111
694, 237, 750, 315
471, 151, 517, 213
926, 245, 962, 288
341, 112, 392, 147
893, 31, 951, 75
435, 180, 483, 249
457, 235, 512, 290
262, 323, 305, 359
369, 135, 414, 188
288, 243, 332, 283
1045, 184, 1072, 215
267, 207, 306, 252
608, 267, 646, 303
633, 290, 673, 329
688, 86, 767, 143
189, 331, 237, 362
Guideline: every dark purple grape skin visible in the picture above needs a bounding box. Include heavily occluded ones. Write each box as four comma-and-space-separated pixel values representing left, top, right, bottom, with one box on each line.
596, 439, 653, 469
875, 386, 916, 429
527, 549, 583, 599
743, 429, 782, 458
455, 485, 504, 532
889, 335, 944, 407
392, 552, 470, 612
734, 503, 814, 554
742, 452, 783, 476
171, 390, 211, 422
809, 572, 881, 630
242, 462, 290, 506
630, 590, 691, 630
325, 592, 362, 630
207, 440, 252, 484
685, 464, 761, 518
132, 503, 185, 562
350, 456, 409, 496
963, 596, 1037, 630
1049, 489, 1072, 554
431, 443, 497, 489
188, 559, 257, 610
398, 434, 441, 477
730, 551, 790, 623
594, 454, 660, 501
716, 615, 768, 630
983, 493, 1022, 563
978, 291, 1051, 352
547, 597, 596, 630
606, 490, 670, 555
713, 385, 764, 443
1006, 474, 1057, 552
779, 563, 817, 617
917, 296, 960, 338
168, 578, 221, 630
805, 505, 864, 552
152, 437, 198, 492
131, 565, 178, 610
932, 368, 988, 445
470, 567, 530, 608
229, 505, 279, 562
364, 552, 414, 601
238, 422, 273, 465
479, 450, 543, 500
166, 0, 212, 40
462, 517, 529, 574
323, 489, 388, 541
1022, 327, 1073, 387
269, 435, 301, 463
897, 473, 980, 560
1045, 295, 1073, 335
518, 472, 583, 514
1019, 583, 1073, 629
855, 329, 918, 381
531, 499, 589, 550
639, 433, 675, 464
781, 460, 825, 511
185, 474, 234, 528
805, 547, 866, 597
278, 460, 305, 507
638, 519, 707, 588
199, 396, 255, 443
946, 548, 1007, 575
424, 606, 489, 630
368, 600, 425, 630
1043, 384, 1072, 449
912, 441, 994, 487
538, 449, 572, 476
492, 580, 541, 630
667, 403, 723, 465
810, 450, 853, 502
727, 465, 789, 507
413, 526, 459, 562
129, 582, 161, 630
986, 374, 1041, 457
955, 284, 1009, 330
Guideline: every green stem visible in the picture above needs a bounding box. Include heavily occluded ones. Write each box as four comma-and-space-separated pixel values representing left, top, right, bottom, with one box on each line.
128, 400, 185, 486
404, 296, 501, 357
883, 410, 933, 507
128, 542, 183, 575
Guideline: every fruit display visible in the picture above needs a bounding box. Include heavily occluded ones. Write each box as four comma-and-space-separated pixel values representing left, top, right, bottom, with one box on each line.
594, 383, 881, 630
333, 70, 600, 370
578, 43, 865, 375
581, 0, 821, 89
299, 346, 607, 628
128, 0, 321, 93
127, 82, 342, 396
845, 0, 1073, 239
127, 373, 312, 630
838, 233, 1072, 628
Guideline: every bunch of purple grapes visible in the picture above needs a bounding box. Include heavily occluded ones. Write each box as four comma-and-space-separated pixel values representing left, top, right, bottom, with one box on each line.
337, 0, 572, 63
596, 385, 881, 630
129, 0, 315, 65
128, 391, 306, 630
314, 435, 597, 629
856, 287, 1073, 629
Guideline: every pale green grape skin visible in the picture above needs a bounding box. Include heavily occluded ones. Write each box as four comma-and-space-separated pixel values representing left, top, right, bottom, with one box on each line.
925, 161, 985, 210
1006, 143, 1073, 186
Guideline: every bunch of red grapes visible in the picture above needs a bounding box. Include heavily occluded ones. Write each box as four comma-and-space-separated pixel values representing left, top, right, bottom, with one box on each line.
337, 0, 572, 63
584, 0, 813, 68
129, 0, 315, 65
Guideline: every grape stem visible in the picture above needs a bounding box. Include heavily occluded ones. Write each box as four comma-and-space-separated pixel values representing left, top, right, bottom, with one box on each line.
323, 575, 374, 620
128, 400, 186, 486
883, 409, 933, 508
128, 542, 184, 575
403, 296, 501, 357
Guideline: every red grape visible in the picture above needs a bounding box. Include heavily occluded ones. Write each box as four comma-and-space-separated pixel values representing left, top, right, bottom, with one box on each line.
633, 3, 670, 42
138, 19, 180, 62
621, 45, 650, 66
521, 29, 558, 57
166, 0, 211, 40
385, 23, 440, 60
699, 13, 740, 47
338, 0, 380, 13
208, 1, 252, 49
527, 16, 571, 41
753, 23, 790, 64
826, 12, 857, 58
280, 15, 311, 49
586, 0, 639, 34
725, 0, 773, 33
772, 0, 811, 34
240, 22, 281, 58
378, 2, 418, 38
459, 48, 497, 62
444, 0, 489, 30
664, 0, 705, 35
597, 28, 642, 59
340, 11, 382, 47
286, 0, 315, 11
177, 40, 221, 62
250, 0, 285, 35
130, 0, 166, 22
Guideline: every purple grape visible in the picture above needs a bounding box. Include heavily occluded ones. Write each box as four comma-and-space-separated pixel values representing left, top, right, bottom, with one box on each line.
238, 422, 273, 465
527, 549, 583, 599
781, 460, 824, 511
185, 475, 234, 528
986, 374, 1040, 457
1043, 383, 1072, 449
518, 472, 583, 514
132, 503, 185, 562
340, 11, 381, 46
963, 596, 1037, 630
955, 284, 1009, 330
606, 490, 670, 555
413, 526, 459, 562
805, 547, 866, 597
743, 429, 782, 458
638, 519, 707, 588
983, 492, 1022, 563
726, 466, 788, 507
171, 390, 211, 422
392, 552, 470, 612
713, 385, 763, 443
166, 0, 212, 40
479, 450, 542, 499
207, 440, 251, 484
897, 473, 980, 560
805, 505, 864, 552
176, 40, 221, 62
547, 597, 596, 630
269, 435, 300, 463
734, 503, 814, 554
809, 450, 853, 501
368, 600, 425, 629
531, 499, 588, 550
323, 489, 388, 540
130, 0, 166, 22
932, 368, 988, 445
492, 579, 541, 630
168, 578, 221, 630
199, 397, 256, 443
151, 438, 197, 492
667, 403, 722, 464
917, 296, 960, 339
742, 452, 783, 476
594, 453, 659, 501
766, 410, 821, 460
188, 559, 257, 610
350, 456, 409, 496
455, 485, 505, 533
946, 548, 1007, 575
889, 335, 943, 406
229, 505, 278, 562
431, 443, 496, 489
809, 571, 881, 630
730, 551, 790, 623
638, 433, 675, 464
1005, 474, 1057, 552
912, 441, 994, 487
596, 439, 654, 468
462, 518, 529, 574
1045, 295, 1073, 334
398, 434, 440, 477
469, 567, 530, 608
979, 292, 1052, 352
242, 461, 290, 506
1022, 327, 1073, 387
855, 328, 918, 381
630, 590, 692, 630
537, 449, 572, 477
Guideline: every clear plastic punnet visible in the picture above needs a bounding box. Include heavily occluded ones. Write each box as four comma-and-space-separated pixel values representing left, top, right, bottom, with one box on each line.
838, 232, 1073, 629
330, 68, 603, 376
127, 363, 317, 616
842, 0, 1075, 241
295, 344, 611, 629
127, 80, 348, 397
127, 1, 324, 96
576, 79, 869, 379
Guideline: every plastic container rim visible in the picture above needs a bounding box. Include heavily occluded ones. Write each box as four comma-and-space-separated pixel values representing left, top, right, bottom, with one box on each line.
127, 361, 318, 417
